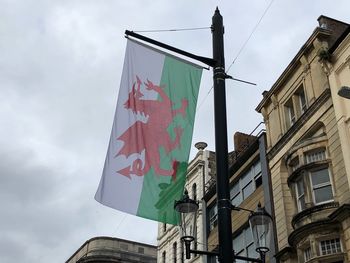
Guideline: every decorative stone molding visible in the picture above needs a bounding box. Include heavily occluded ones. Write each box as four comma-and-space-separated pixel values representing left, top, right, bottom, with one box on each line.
300, 55, 310, 73
271, 94, 278, 109
195, 141, 208, 151
288, 218, 339, 247
291, 201, 339, 228
261, 108, 268, 122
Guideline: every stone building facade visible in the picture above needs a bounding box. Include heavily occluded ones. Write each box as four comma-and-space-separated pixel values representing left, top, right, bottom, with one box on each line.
157, 142, 216, 263
256, 16, 350, 263
66, 236, 157, 263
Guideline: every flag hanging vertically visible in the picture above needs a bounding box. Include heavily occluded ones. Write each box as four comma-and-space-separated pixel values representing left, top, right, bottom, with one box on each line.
95, 39, 203, 224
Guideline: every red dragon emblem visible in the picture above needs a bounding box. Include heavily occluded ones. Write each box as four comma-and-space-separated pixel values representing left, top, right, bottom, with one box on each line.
116, 76, 188, 180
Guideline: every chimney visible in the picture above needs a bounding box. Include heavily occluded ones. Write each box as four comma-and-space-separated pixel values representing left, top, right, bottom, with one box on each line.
233, 132, 257, 154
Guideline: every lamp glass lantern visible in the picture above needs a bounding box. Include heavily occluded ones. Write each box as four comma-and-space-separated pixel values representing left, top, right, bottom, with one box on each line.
174, 190, 198, 259
248, 204, 273, 254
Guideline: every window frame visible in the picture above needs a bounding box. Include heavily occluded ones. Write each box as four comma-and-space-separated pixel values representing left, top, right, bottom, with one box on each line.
304, 246, 312, 261
309, 167, 334, 205
285, 98, 296, 127
297, 85, 307, 114
208, 204, 218, 231
232, 227, 259, 261
305, 148, 327, 164
173, 242, 177, 263
319, 238, 342, 256
192, 183, 197, 202
295, 176, 306, 212
230, 160, 262, 207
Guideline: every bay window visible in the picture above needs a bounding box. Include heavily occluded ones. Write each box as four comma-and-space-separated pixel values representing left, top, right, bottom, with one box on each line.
290, 147, 333, 212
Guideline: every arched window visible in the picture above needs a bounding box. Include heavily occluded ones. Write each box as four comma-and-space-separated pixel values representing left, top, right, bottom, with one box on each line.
162, 251, 166, 263
192, 183, 197, 202
173, 242, 177, 263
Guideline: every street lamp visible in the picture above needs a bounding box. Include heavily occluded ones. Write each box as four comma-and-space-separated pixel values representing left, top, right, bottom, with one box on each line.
249, 203, 273, 262
174, 189, 199, 259
338, 86, 350, 99
175, 193, 273, 263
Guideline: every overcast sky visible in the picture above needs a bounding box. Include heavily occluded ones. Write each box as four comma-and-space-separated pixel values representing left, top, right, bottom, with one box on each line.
1, 1, 349, 262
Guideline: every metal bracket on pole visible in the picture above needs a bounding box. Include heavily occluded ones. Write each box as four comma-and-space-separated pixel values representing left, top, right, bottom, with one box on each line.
125, 30, 217, 67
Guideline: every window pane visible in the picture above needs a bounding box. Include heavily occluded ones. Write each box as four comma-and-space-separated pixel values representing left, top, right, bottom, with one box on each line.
232, 193, 242, 207
241, 170, 252, 187
299, 89, 307, 113
235, 250, 245, 263
233, 234, 244, 252
247, 243, 258, 259
230, 183, 240, 200
299, 195, 306, 210
320, 238, 342, 255
287, 106, 295, 124
314, 185, 333, 203
254, 161, 261, 176
209, 205, 218, 230
304, 247, 311, 261
297, 179, 304, 195
306, 150, 326, 164
311, 169, 330, 185
242, 182, 254, 199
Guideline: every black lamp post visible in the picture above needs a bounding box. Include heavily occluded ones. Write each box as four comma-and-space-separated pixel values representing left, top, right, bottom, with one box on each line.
175, 193, 273, 263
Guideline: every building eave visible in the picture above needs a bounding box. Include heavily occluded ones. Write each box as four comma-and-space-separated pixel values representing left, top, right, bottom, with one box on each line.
256, 28, 332, 113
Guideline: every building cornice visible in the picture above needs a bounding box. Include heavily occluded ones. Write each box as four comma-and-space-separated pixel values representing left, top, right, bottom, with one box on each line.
329, 203, 350, 222
288, 218, 339, 247
291, 201, 339, 228
256, 28, 332, 113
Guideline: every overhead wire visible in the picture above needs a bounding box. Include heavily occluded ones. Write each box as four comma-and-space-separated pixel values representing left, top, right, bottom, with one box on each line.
196, 0, 275, 108
226, 0, 275, 73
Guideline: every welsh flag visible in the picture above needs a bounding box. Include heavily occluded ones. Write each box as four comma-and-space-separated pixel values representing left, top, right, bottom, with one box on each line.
95, 39, 203, 224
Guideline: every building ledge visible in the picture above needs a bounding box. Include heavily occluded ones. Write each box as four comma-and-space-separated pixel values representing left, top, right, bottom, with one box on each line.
288, 218, 340, 247
305, 252, 345, 263
291, 202, 339, 228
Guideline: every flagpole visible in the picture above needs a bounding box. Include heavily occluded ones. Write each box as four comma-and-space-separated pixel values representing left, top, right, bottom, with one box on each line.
212, 7, 233, 263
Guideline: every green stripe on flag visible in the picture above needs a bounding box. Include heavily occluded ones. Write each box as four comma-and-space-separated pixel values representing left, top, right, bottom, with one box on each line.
136, 56, 202, 224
